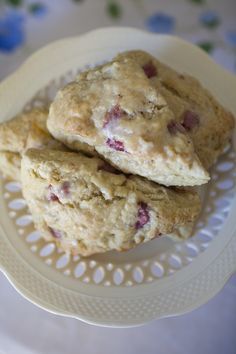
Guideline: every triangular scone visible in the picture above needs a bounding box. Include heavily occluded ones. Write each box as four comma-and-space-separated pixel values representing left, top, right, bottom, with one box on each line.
47, 58, 209, 186
21, 149, 201, 257
114, 50, 234, 240
115, 50, 235, 169
0, 107, 66, 180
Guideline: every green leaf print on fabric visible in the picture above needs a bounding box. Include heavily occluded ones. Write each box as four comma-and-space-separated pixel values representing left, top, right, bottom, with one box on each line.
198, 41, 215, 53
106, 1, 122, 19
5, 0, 22, 6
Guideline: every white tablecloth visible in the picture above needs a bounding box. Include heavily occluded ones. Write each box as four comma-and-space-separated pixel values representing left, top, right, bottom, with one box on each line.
0, 0, 236, 353
0, 272, 236, 354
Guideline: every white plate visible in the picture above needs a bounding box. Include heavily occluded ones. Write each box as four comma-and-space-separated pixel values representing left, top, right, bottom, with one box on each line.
0, 27, 236, 328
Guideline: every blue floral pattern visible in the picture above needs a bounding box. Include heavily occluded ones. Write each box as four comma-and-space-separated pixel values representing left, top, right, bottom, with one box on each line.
0, 0, 47, 53
145, 13, 175, 34
199, 10, 220, 29
0, 0, 235, 74
0, 11, 25, 52
225, 30, 236, 47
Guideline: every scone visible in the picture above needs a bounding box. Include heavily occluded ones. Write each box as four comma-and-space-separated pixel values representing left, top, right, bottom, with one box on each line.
115, 50, 235, 169
47, 57, 209, 186
0, 107, 66, 180
21, 149, 201, 256
112, 51, 234, 242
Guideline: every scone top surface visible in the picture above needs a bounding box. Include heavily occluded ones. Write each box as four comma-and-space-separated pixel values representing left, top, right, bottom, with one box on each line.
47, 56, 209, 186
115, 50, 235, 170
21, 149, 201, 256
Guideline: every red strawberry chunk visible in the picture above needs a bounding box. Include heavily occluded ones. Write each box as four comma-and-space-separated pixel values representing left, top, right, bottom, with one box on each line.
49, 227, 62, 239
167, 120, 186, 135
182, 111, 199, 131
142, 61, 157, 78
135, 202, 150, 230
46, 182, 70, 202
103, 104, 124, 128
106, 138, 125, 152
61, 181, 70, 197
47, 185, 59, 202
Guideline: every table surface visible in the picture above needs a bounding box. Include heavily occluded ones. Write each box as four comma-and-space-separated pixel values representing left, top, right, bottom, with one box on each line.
0, 0, 236, 353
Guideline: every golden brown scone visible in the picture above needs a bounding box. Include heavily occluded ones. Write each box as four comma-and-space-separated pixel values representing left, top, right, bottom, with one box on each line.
115, 50, 235, 169
21, 149, 201, 256
113, 50, 235, 241
47, 57, 209, 187
0, 107, 66, 180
